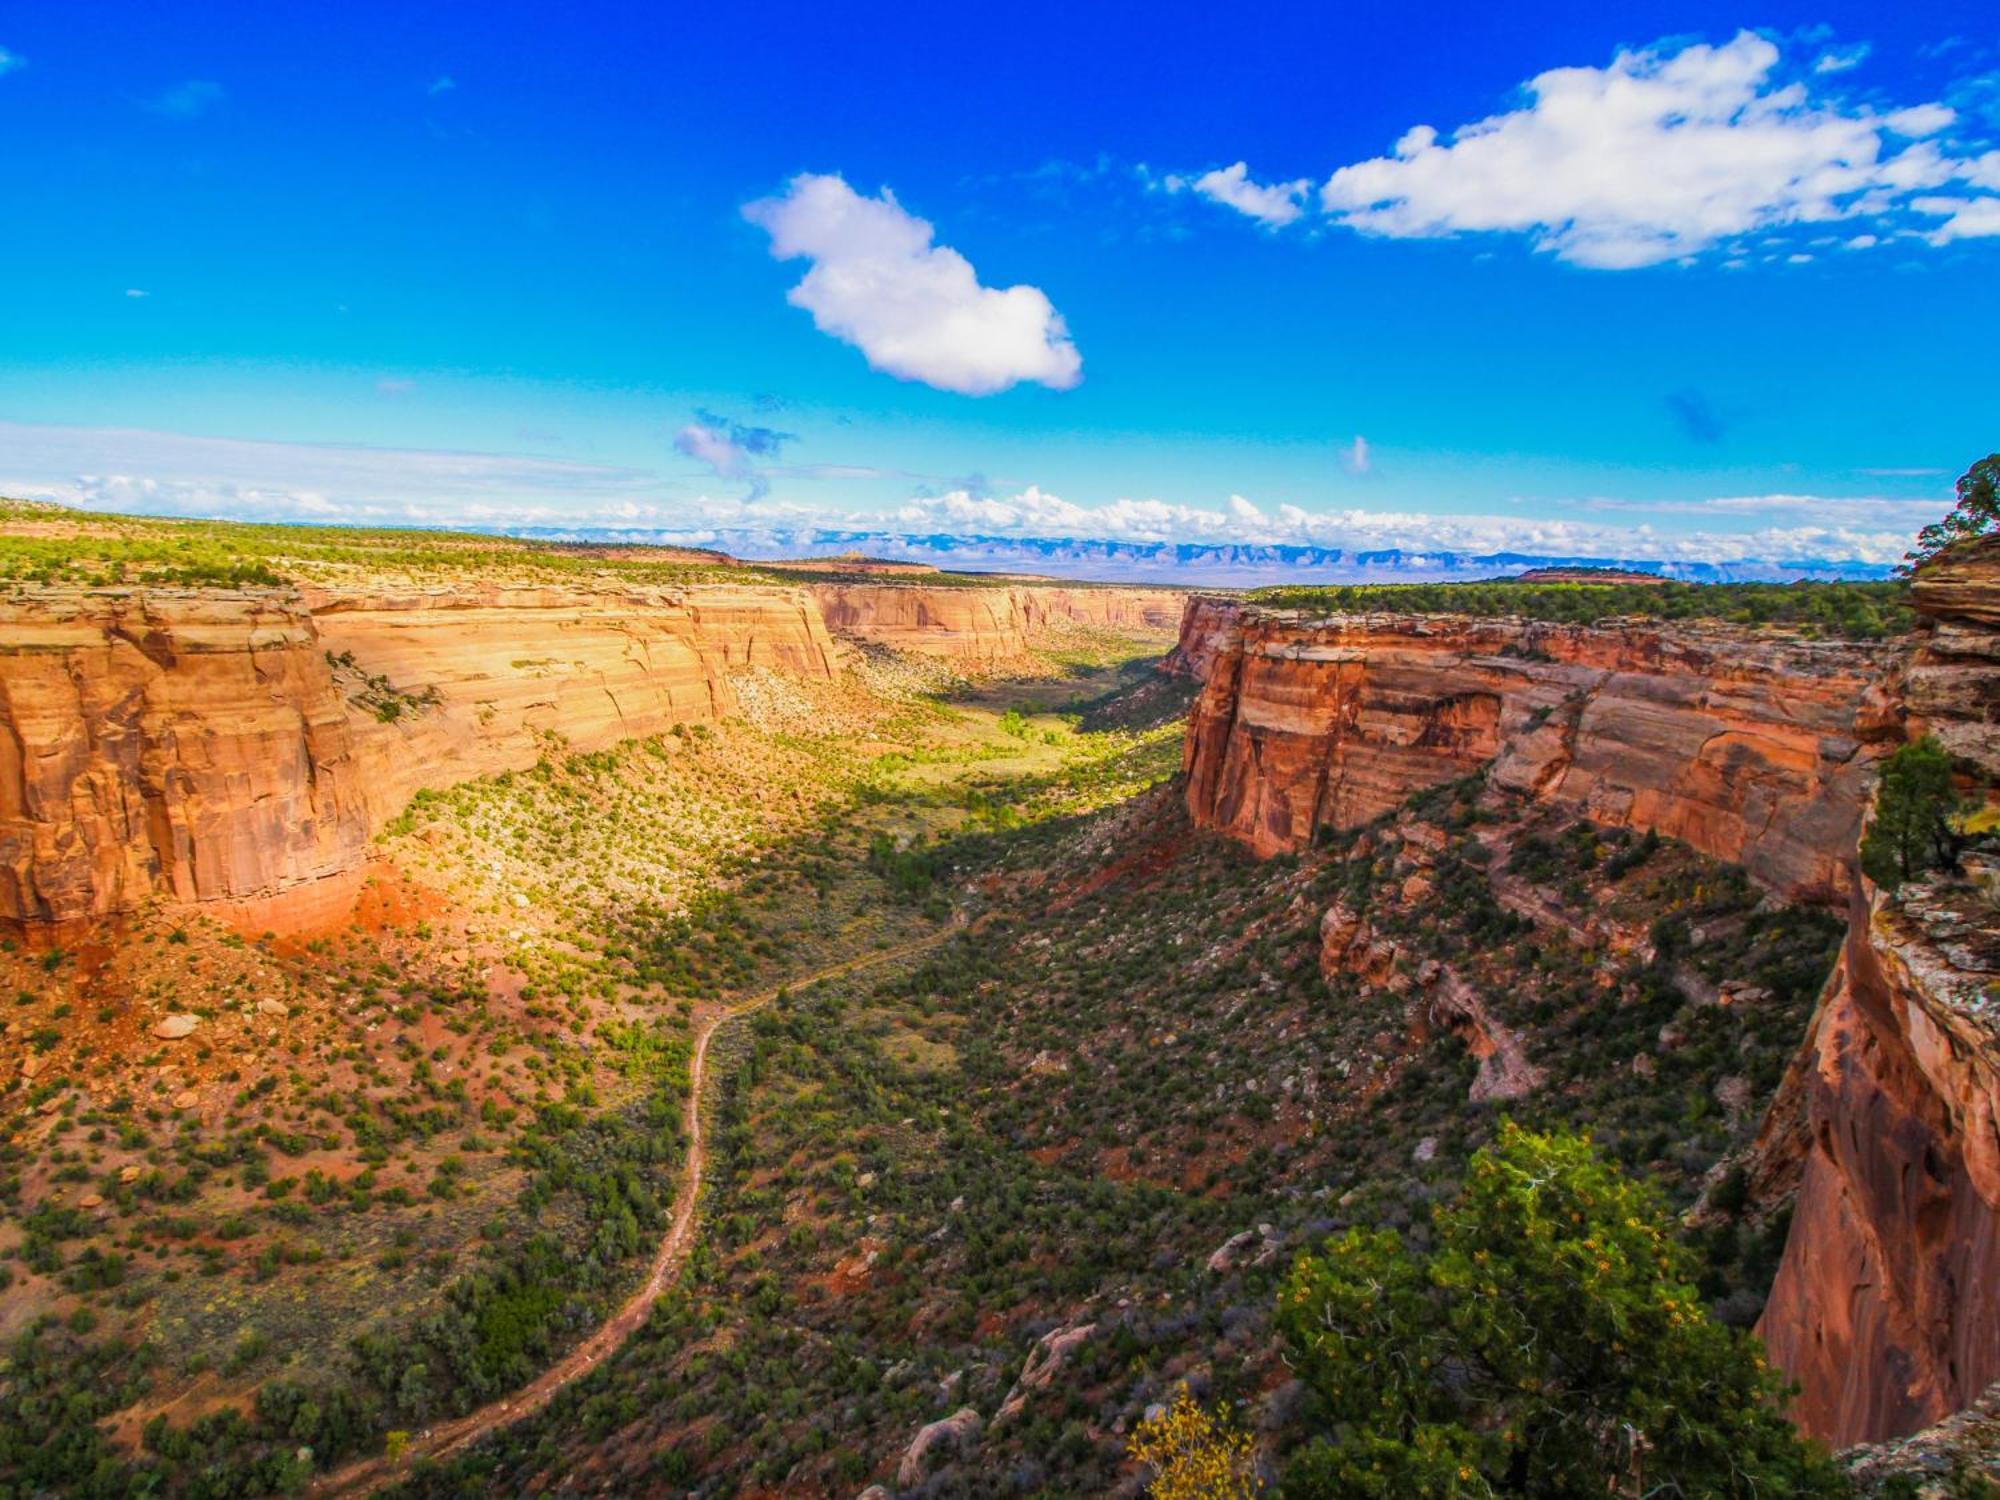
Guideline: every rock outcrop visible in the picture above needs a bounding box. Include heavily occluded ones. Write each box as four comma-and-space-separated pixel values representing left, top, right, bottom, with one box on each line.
1183, 609, 1898, 903
896, 1407, 983, 1488
812, 583, 1183, 662
1758, 544, 2000, 1447
1161, 594, 1242, 680
0, 587, 376, 929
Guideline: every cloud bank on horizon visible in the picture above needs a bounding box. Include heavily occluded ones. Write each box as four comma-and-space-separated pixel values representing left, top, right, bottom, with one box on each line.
1175, 30, 2000, 266
0, 420, 1940, 578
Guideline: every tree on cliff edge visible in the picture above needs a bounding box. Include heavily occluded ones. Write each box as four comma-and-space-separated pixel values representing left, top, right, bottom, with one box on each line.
1861, 736, 1965, 890
1274, 1124, 1846, 1498
1905, 454, 2000, 572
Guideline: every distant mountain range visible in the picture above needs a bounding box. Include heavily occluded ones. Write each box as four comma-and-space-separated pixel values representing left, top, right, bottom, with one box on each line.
499, 525, 1898, 586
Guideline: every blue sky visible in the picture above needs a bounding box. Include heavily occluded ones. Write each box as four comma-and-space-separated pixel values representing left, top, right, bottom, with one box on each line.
1, 0, 1997, 567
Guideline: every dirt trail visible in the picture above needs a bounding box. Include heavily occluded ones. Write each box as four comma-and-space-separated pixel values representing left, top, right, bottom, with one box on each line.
311, 932, 948, 1496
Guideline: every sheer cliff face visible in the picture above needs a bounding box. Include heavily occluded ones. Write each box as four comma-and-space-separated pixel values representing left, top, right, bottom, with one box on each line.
1181, 609, 1897, 903
0, 583, 843, 929
1160, 595, 1242, 680
1758, 543, 2000, 1448
811, 584, 1185, 661
1757, 882, 2000, 1446
0, 589, 374, 928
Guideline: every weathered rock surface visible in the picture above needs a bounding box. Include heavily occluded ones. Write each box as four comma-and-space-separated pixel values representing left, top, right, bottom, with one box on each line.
813, 583, 1183, 662
996, 1321, 1097, 1425
0, 581, 840, 928
896, 1407, 982, 1488
0, 587, 375, 928
1160, 594, 1242, 681
1759, 548, 2000, 1446
1424, 964, 1547, 1103
1183, 608, 1897, 902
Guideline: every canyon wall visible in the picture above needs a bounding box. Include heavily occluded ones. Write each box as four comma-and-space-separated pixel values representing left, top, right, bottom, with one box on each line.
1759, 540, 2000, 1447
1182, 608, 1897, 903
0, 588, 374, 930
0, 578, 1185, 930
0, 582, 842, 929
812, 583, 1184, 661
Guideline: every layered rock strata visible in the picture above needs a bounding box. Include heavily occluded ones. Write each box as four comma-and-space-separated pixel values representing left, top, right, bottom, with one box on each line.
1760, 540, 2000, 1446
1182, 608, 1898, 903
0, 582, 841, 928
812, 583, 1183, 662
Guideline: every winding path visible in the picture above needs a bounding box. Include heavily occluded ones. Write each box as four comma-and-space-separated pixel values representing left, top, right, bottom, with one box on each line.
311, 933, 948, 1497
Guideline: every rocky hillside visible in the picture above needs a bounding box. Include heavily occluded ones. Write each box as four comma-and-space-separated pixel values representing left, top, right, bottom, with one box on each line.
1166, 568, 2000, 1463
1179, 604, 1900, 902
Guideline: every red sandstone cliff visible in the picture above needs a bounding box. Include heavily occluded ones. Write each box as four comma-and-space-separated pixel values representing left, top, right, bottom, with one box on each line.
0, 582, 842, 929
1757, 542, 2000, 1447
1182, 608, 1898, 903
1161, 595, 1242, 680
0, 587, 373, 929
811, 583, 1183, 661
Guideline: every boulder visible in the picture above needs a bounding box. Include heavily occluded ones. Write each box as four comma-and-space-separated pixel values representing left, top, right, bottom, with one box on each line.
896, 1407, 982, 1489
996, 1322, 1097, 1425
153, 1015, 200, 1040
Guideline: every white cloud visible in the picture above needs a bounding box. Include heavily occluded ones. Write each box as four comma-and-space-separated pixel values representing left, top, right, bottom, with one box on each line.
124, 288, 149, 299
1886, 103, 1956, 137
1813, 44, 1869, 75
1913, 195, 2000, 241
742, 173, 1081, 396
876, 484, 1923, 565
1179, 30, 2000, 269
0, 421, 670, 530
1340, 435, 1371, 474
1184, 162, 1311, 226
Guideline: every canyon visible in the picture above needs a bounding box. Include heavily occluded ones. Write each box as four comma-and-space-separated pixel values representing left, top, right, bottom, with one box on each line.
0, 578, 1182, 930
10, 518, 2000, 1481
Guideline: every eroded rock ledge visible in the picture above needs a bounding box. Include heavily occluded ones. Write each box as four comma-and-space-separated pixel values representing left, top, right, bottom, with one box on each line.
1180, 604, 1900, 903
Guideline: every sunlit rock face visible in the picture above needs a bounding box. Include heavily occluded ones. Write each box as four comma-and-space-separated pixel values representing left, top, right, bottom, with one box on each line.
1160, 595, 1243, 681
0, 582, 842, 929
1182, 607, 1897, 903
811, 583, 1184, 662
1761, 539, 2000, 1447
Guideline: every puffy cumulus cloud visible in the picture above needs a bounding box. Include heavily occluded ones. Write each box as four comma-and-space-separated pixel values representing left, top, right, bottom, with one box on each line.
672, 408, 795, 498
743, 173, 1081, 395
1185, 31, 1999, 268
1177, 162, 1312, 226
